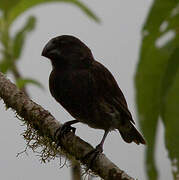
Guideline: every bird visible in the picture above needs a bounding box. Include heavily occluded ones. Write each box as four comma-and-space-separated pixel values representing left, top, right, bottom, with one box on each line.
41, 35, 146, 155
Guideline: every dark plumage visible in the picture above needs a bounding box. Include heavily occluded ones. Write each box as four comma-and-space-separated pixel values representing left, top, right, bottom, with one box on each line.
42, 35, 145, 152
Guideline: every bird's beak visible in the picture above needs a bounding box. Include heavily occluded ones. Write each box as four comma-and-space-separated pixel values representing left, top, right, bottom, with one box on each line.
41, 40, 55, 58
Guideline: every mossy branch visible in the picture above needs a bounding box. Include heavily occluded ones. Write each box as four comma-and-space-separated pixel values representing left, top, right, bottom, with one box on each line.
0, 72, 134, 180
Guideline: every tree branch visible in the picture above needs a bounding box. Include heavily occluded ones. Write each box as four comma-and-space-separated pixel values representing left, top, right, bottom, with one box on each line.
0, 72, 134, 180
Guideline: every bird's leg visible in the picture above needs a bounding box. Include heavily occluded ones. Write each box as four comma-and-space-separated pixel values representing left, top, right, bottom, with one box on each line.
55, 120, 79, 147
83, 130, 109, 169
96, 130, 109, 152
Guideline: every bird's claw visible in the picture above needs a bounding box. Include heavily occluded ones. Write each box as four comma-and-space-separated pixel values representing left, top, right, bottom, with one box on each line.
95, 144, 103, 153
55, 122, 76, 147
82, 144, 103, 170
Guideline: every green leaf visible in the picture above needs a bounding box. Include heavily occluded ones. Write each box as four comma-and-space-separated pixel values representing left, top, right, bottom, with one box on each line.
0, 0, 20, 13
160, 45, 179, 179
8, 0, 100, 24
0, 59, 13, 73
160, 45, 179, 104
0, 18, 3, 32
16, 78, 44, 90
162, 69, 179, 179
12, 16, 36, 60
135, 45, 167, 180
142, 0, 176, 35
135, 0, 179, 180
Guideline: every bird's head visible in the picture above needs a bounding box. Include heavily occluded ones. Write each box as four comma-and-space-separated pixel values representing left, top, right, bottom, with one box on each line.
42, 35, 93, 68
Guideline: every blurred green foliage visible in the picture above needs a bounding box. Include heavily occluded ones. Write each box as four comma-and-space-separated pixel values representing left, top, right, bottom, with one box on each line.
135, 0, 179, 180
0, 0, 99, 90
16, 77, 44, 89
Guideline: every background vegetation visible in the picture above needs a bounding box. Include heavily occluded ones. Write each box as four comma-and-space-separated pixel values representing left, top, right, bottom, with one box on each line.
135, 1, 179, 180
0, 0, 178, 179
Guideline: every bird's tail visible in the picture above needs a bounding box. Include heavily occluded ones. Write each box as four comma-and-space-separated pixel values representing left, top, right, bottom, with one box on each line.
118, 122, 146, 145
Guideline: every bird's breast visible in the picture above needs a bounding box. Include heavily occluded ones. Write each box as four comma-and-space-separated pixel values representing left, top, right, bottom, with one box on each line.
49, 68, 94, 119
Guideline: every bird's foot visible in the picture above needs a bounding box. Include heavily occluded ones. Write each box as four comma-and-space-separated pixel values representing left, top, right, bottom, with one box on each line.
55, 121, 76, 147
82, 144, 103, 170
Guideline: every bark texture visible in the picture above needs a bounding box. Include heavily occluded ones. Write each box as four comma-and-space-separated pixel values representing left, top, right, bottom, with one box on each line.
0, 72, 134, 180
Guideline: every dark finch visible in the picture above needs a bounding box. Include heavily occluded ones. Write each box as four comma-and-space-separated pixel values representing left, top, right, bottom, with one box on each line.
42, 35, 146, 153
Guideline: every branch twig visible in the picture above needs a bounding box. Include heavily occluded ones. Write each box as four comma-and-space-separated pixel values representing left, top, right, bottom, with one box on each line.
0, 72, 134, 180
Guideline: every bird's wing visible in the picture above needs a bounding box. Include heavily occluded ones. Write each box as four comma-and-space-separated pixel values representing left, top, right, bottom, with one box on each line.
90, 60, 134, 124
